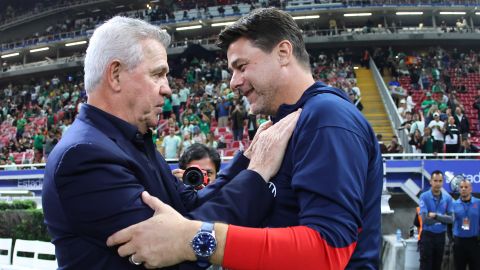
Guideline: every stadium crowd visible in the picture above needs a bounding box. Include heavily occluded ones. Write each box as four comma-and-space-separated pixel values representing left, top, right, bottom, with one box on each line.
0, 50, 359, 168
378, 46, 480, 155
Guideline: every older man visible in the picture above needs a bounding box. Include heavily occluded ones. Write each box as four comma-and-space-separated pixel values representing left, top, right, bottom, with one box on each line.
42, 16, 298, 269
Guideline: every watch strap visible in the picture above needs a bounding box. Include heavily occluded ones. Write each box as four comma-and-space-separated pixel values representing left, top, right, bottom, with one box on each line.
195, 222, 215, 267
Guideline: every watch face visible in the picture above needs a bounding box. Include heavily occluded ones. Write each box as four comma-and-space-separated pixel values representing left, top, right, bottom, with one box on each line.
192, 232, 217, 257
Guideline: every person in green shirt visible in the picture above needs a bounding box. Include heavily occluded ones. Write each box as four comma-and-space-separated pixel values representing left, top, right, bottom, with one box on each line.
16, 116, 27, 139
162, 97, 172, 119
421, 127, 435, 157
33, 129, 45, 152
198, 113, 210, 135
421, 92, 436, 115
431, 81, 444, 93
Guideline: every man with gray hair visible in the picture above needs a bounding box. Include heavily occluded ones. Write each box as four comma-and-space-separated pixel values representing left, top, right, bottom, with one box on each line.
42, 16, 299, 269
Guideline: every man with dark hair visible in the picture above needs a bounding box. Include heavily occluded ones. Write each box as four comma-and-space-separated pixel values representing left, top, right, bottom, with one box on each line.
418, 170, 453, 270
452, 179, 480, 270
174, 143, 221, 185
108, 8, 382, 269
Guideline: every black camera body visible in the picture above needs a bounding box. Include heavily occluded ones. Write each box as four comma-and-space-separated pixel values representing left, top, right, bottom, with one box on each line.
182, 166, 209, 187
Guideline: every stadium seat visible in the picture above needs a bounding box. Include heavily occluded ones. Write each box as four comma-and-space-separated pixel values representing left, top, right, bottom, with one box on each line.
0, 238, 13, 266
1, 240, 57, 270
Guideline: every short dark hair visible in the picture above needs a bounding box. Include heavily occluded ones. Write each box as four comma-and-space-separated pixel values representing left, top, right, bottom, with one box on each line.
178, 143, 221, 173
431, 170, 443, 178
217, 7, 310, 69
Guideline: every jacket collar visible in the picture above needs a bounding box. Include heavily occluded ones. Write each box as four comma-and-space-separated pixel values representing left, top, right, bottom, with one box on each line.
271, 81, 349, 123
77, 104, 141, 142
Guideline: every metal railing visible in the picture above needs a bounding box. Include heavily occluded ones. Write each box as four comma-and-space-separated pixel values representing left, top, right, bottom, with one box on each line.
0, 0, 107, 30
370, 58, 413, 153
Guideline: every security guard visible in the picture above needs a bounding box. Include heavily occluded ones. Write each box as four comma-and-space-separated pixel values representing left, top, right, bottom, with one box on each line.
419, 170, 454, 270
452, 179, 480, 270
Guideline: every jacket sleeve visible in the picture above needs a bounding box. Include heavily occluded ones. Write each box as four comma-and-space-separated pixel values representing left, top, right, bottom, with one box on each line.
52, 143, 154, 246
223, 225, 356, 270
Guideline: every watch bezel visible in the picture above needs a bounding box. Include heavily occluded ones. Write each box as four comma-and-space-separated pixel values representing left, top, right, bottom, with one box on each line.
191, 231, 217, 257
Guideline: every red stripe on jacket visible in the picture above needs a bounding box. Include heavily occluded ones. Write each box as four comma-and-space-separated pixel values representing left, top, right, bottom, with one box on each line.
222, 225, 357, 270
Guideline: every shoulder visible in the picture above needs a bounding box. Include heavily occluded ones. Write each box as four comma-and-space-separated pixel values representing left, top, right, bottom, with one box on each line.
298, 91, 375, 145
46, 122, 123, 174
419, 191, 431, 200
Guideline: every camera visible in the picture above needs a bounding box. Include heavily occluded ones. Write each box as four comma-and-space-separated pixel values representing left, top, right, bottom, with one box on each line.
182, 166, 209, 187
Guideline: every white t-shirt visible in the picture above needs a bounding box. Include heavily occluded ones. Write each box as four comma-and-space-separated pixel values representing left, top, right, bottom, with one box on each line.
179, 87, 190, 103
171, 93, 180, 106
162, 135, 181, 159
428, 120, 445, 141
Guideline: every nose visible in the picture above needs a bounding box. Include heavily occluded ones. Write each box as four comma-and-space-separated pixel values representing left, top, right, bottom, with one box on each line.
230, 70, 243, 92
160, 78, 172, 97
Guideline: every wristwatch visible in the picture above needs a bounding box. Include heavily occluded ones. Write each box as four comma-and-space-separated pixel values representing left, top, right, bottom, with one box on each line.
191, 222, 217, 267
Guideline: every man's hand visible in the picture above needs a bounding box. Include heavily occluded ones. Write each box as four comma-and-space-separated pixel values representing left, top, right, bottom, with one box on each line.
428, 212, 436, 219
107, 191, 200, 269
246, 109, 302, 182
172, 168, 185, 180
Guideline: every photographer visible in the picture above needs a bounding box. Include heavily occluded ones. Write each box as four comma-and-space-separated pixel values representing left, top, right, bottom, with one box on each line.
172, 143, 221, 187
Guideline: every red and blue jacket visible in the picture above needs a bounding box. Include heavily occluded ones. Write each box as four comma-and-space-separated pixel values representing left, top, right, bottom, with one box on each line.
222, 82, 383, 269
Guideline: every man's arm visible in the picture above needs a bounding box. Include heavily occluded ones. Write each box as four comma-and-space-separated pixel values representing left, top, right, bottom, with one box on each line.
53, 143, 154, 244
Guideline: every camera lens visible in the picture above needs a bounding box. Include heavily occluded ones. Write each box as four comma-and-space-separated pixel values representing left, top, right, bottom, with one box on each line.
183, 167, 204, 187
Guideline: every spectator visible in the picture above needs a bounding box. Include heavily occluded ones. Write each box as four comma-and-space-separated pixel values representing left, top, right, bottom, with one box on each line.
205, 132, 218, 149
458, 137, 479, 156
348, 91, 363, 111
246, 110, 258, 141
216, 96, 231, 128
428, 112, 445, 154
444, 116, 460, 155
180, 132, 194, 156
171, 89, 181, 121
421, 127, 435, 156
387, 135, 403, 153
399, 111, 413, 133
409, 129, 423, 153
162, 96, 172, 119
474, 90, 480, 130
3, 156, 18, 170
454, 107, 470, 138
178, 83, 190, 111
410, 111, 425, 136
421, 92, 436, 115
406, 92, 416, 112
192, 126, 206, 144
230, 103, 246, 141
161, 127, 181, 159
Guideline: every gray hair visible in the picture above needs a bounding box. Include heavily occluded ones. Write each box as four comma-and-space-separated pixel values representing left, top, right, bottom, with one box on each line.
84, 16, 170, 93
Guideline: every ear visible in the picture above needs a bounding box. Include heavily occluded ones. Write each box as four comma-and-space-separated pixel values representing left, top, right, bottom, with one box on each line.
106, 60, 122, 92
276, 40, 293, 67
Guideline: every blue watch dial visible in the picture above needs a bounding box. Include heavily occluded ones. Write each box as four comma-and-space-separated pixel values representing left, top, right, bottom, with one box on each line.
192, 231, 217, 257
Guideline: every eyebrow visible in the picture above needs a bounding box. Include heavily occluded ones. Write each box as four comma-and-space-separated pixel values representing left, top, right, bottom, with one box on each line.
228, 58, 246, 72
151, 65, 169, 75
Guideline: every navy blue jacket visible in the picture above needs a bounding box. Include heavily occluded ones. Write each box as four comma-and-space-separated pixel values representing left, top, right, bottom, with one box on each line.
42, 104, 273, 270
268, 82, 383, 269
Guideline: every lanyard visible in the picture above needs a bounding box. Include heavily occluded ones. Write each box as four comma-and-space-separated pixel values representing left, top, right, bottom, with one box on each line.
433, 193, 443, 213
461, 201, 471, 218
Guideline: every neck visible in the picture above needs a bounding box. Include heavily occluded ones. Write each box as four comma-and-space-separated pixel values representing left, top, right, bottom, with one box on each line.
461, 195, 471, 202
432, 189, 441, 196
88, 86, 142, 132
276, 66, 315, 109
